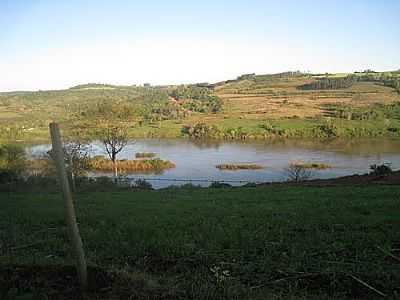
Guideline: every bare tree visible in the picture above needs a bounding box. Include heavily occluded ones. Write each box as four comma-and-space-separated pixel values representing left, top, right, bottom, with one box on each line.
285, 164, 313, 182
63, 141, 91, 191
98, 124, 129, 179
47, 138, 91, 191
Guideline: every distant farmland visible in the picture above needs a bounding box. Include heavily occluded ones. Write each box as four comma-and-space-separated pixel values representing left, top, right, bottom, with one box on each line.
1, 71, 399, 142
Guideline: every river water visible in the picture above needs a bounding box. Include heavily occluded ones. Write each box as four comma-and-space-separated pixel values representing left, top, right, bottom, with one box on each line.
27, 138, 400, 188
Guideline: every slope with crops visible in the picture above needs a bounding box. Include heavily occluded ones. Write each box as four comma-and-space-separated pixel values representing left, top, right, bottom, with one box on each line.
1, 70, 400, 142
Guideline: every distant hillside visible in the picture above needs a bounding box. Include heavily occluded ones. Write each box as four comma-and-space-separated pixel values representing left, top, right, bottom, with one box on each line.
69, 83, 120, 90
0, 70, 399, 142
215, 70, 400, 120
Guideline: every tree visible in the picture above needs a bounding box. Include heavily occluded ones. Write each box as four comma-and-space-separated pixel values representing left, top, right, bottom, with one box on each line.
97, 124, 129, 179
47, 126, 92, 191
285, 164, 313, 182
63, 142, 91, 191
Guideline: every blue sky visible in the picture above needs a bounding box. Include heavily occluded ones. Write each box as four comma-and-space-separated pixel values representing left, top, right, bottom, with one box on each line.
1, 0, 399, 91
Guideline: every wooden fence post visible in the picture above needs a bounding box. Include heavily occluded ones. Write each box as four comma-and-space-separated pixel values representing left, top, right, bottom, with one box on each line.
49, 122, 88, 290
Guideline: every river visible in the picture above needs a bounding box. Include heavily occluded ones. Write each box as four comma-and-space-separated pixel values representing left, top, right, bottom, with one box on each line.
26, 138, 400, 188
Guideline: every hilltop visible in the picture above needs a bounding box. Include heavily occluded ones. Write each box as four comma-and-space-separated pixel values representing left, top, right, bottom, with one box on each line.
1, 70, 400, 142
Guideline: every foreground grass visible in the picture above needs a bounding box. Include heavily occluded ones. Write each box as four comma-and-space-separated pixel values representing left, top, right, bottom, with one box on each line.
1, 185, 400, 299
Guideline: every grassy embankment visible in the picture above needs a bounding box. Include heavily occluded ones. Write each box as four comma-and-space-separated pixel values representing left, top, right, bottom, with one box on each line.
1, 184, 399, 299
1, 71, 400, 143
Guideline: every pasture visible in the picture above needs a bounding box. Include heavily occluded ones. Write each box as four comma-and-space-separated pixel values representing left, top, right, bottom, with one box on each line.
1, 184, 399, 299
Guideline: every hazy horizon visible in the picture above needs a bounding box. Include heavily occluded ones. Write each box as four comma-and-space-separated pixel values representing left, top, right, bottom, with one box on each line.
2, 67, 400, 93
1, 0, 399, 92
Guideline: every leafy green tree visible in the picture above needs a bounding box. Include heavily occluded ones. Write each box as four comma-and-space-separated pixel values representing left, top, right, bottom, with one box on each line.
97, 123, 129, 179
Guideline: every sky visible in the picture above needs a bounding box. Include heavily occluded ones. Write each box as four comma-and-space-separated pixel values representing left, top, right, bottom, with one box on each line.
0, 0, 399, 91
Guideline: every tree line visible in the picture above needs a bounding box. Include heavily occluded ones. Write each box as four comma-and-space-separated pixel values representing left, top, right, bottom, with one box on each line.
298, 75, 357, 90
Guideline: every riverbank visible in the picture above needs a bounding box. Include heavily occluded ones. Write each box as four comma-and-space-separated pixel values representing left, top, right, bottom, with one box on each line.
2, 116, 400, 145
1, 184, 399, 299
260, 170, 400, 186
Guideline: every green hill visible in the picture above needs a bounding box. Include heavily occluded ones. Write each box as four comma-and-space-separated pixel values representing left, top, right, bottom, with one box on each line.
1, 71, 400, 142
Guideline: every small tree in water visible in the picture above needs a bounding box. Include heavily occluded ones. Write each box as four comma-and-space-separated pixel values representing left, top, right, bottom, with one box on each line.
98, 123, 129, 180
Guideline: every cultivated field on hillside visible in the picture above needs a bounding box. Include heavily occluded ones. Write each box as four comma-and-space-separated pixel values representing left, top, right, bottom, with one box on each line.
1, 71, 399, 142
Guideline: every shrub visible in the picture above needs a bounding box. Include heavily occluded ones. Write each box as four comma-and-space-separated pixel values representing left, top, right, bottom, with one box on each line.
134, 179, 153, 190
210, 181, 232, 188
313, 121, 338, 138
285, 164, 313, 182
260, 121, 284, 137
0, 144, 27, 176
224, 127, 249, 140
94, 176, 116, 187
182, 123, 221, 139
0, 170, 19, 184
370, 163, 392, 176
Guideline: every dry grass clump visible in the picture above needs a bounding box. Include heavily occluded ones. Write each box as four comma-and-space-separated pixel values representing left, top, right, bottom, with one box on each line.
290, 162, 332, 170
90, 156, 175, 172
216, 164, 263, 170
135, 152, 156, 158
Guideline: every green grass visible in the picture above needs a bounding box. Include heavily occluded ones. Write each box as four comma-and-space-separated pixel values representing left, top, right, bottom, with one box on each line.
1, 185, 400, 299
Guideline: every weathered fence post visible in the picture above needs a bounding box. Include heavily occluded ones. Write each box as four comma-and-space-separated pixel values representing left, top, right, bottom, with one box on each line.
49, 122, 88, 290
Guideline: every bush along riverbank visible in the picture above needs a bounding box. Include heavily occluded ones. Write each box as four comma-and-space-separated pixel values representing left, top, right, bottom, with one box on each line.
180, 118, 400, 141
2, 112, 400, 144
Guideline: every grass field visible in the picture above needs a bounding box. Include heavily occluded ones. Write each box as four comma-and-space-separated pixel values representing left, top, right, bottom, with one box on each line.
1, 185, 399, 299
216, 80, 400, 119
